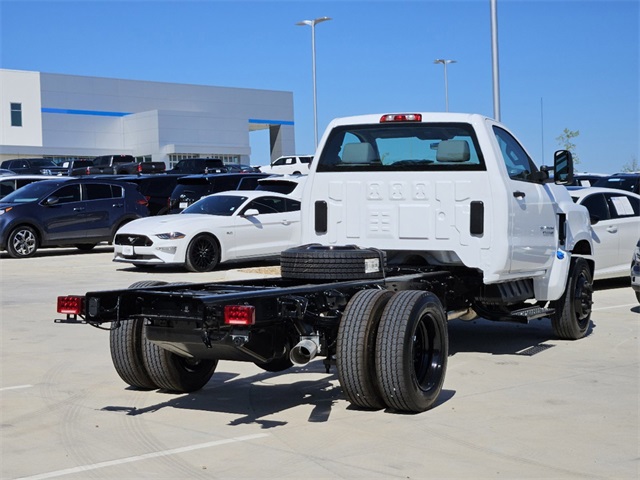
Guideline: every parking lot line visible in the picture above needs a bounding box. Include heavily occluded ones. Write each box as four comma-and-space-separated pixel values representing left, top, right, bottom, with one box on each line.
16, 433, 270, 480
0, 385, 33, 392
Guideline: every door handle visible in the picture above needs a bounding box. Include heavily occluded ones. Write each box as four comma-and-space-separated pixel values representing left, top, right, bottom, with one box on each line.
513, 191, 526, 199
282, 220, 290, 226
73, 207, 85, 212
606, 226, 618, 233
112, 203, 124, 208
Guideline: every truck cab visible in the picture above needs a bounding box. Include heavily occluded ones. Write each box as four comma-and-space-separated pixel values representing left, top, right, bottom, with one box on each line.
301, 112, 592, 299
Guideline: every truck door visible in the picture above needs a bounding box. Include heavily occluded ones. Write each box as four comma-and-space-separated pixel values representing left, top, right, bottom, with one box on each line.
493, 126, 557, 273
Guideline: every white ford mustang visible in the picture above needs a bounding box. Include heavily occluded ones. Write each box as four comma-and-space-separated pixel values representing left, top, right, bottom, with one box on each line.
113, 190, 301, 272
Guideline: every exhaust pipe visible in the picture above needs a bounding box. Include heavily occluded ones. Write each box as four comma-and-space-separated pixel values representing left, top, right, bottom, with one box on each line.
290, 336, 319, 366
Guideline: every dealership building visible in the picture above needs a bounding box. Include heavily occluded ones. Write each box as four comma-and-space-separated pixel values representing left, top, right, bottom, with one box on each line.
0, 69, 296, 167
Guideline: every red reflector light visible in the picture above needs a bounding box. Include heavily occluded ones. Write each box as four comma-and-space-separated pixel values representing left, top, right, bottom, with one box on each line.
57, 296, 85, 315
380, 113, 422, 123
224, 305, 255, 325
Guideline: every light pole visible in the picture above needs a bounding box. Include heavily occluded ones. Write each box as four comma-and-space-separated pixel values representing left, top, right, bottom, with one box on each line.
296, 16, 331, 148
433, 59, 456, 112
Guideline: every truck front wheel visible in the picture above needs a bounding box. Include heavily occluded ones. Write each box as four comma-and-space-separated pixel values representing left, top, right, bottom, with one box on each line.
551, 257, 593, 340
375, 290, 448, 413
337, 289, 394, 410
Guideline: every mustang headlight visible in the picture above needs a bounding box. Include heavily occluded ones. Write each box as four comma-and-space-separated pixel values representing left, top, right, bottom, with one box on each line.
156, 232, 186, 240
634, 244, 640, 262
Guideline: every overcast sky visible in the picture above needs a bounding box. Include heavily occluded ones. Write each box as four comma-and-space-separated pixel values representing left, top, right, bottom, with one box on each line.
1, 0, 638, 171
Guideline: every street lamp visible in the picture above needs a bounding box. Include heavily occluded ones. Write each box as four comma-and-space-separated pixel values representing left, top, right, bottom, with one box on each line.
296, 16, 332, 148
433, 59, 457, 112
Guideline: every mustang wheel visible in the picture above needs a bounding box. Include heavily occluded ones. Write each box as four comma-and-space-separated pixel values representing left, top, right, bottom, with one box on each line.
7, 225, 38, 258
185, 234, 220, 272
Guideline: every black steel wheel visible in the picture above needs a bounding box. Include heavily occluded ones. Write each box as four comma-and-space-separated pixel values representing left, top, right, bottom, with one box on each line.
142, 342, 218, 393
375, 290, 448, 413
551, 257, 593, 339
7, 225, 38, 258
337, 289, 394, 410
109, 281, 168, 389
280, 244, 386, 281
185, 234, 220, 272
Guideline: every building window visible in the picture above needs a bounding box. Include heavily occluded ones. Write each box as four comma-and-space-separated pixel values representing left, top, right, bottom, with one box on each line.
10, 103, 22, 127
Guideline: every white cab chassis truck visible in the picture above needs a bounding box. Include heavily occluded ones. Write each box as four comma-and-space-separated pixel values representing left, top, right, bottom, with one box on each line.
56, 113, 594, 413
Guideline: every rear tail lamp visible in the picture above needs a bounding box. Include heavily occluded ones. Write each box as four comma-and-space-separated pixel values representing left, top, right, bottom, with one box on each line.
224, 305, 255, 325
137, 163, 143, 173
380, 113, 422, 123
57, 296, 85, 315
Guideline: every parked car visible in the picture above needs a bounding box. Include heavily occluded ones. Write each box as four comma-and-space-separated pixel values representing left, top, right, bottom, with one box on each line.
113, 190, 301, 272
631, 239, 640, 303
569, 186, 640, 279
224, 163, 261, 173
58, 159, 95, 176
87, 155, 166, 175
0, 175, 62, 199
0, 177, 149, 258
567, 173, 609, 187
258, 155, 313, 175
166, 158, 226, 175
0, 158, 67, 175
110, 174, 186, 215
593, 173, 640, 194
0, 169, 15, 175
255, 174, 307, 196
168, 172, 270, 213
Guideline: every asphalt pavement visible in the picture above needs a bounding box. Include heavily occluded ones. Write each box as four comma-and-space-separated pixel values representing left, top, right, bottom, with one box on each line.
1, 247, 638, 479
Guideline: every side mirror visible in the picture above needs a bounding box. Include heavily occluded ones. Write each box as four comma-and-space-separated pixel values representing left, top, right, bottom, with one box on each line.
553, 150, 574, 185
43, 196, 59, 206
243, 208, 260, 217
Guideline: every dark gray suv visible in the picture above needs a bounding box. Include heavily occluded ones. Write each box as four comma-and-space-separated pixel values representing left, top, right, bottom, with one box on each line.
0, 177, 149, 258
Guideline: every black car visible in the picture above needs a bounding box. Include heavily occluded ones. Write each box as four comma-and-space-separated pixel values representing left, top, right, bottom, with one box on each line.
110, 174, 186, 215
166, 158, 226, 175
0, 177, 149, 258
168, 173, 270, 213
593, 173, 640, 194
0, 158, 67, 175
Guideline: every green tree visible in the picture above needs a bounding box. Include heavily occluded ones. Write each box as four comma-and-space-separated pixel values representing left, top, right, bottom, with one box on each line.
556, 128, 580, 165
621, 156, 639, 172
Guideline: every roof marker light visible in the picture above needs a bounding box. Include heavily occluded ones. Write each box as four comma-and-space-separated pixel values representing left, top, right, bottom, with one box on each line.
380, 113, 422, 123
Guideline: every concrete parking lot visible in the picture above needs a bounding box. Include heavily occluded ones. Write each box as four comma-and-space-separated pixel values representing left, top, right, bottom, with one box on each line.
1, 247, 638, 479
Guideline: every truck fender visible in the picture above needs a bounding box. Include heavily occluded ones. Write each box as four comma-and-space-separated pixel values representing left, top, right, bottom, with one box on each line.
532, 250, 572, 301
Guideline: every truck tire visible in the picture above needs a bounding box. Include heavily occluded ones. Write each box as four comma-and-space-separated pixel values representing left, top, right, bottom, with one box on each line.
142, 342, 218, 393
337, 289, 394, 410
375, 290, 448, 412
109, 280, 167, 390
280, 244, 386, 281
185, 234, 220, 272
7, 225, 38, 258
551, 257, 593, 340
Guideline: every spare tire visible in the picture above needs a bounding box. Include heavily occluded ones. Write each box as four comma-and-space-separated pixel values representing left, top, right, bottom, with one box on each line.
280, 244, 386, 281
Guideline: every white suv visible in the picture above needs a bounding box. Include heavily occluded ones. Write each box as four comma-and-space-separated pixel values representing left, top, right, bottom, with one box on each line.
259, 155, 313, 175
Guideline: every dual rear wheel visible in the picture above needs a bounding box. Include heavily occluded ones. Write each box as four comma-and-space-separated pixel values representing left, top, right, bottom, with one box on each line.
337, 289, 448, 413
109, 281, 217, 392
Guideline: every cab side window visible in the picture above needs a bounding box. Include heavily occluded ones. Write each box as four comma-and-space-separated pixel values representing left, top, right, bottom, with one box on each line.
493, 126, 538, 182
244, 197, 286, 214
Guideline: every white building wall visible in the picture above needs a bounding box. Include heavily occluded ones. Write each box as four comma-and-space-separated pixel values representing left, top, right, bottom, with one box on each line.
0, 69, 295, 163
0, 70, 43, 147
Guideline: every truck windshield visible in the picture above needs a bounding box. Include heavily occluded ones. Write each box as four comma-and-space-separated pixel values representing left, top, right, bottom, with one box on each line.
316, 122, 485, 172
